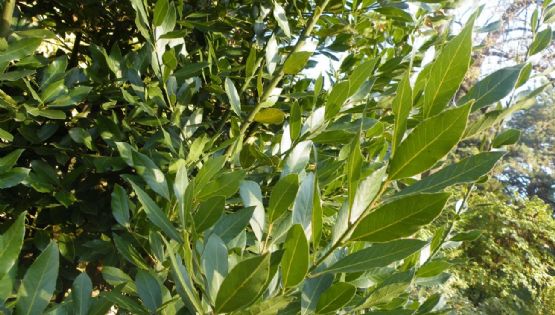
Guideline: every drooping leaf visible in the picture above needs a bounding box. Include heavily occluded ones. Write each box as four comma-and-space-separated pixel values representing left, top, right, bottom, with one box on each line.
72, 272, 93, 315
350, 193, 450, 242
315, 283, 356, 314
321, 239, 426, 274
215, 254, 270, 313
389, 102, 472, 179
423, 14, 476, 117
16, 242, 59, 315
398, 152, 505, 196
0, 211, 26, 279
268, 173, 299, 223
130, 182, 183, 243
281, 225, 309, 287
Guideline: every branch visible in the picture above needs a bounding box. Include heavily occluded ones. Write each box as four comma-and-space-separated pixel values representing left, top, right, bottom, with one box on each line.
1, 0, 16, 37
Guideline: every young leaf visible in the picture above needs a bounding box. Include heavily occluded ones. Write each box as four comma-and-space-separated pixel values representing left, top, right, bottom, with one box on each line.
193, 195, 225, 232
215, 254, 271, 313
16, 242, 59, 315
130, 182, 183, 243
239, 180, 265, 241
202, 234, 228, 304
392, 72, 413, 155
225, 77, 241, 116
321, 239, 426, 274
492, 129, 521, 147
0, 149, 24, 173
0, 211, 26, 279
135, 270, 162, 313
529, 27, 553, 55
389, 102, 472, 179
254, 108, 285, 124
458, 64, 524, 111
111, 184, 130, 227
423, 14, 476, 117
292, 172, 315, 240
273, 2, 291, 37
315, 283, 356, 314
268, 173, 299, 223
349, 193, 450, 242
72, 272, 93, 315
398, 152, 505, 196
281, 225, 309, 287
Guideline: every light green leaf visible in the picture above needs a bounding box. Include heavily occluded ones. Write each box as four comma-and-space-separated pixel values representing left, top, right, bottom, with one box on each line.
450, 230, 482, 241
362, 270, 414, 307
202, 234, 228, 304
398, 152, 505, 196
458, 64, 523, 111
350, 166, 386, 224
26, 107, 66, 120
325, 81, 350, 119
111, 184, 130, 227
416, 260, 451, 278
153, 0, 169, 26
135, 270, 162, 313
529, 27, 553, 55
0, 128, 13, 142
350, 193, 450, 242
16, 242, 59, 315
290, 102, 301, 140
268, 173, 299, 223
194, 155, 226, 191
72, 273, 93, 315
215, 254, 270, 313
492, 129, 521, 147
196, 170, 245, 200
0, 212, 26, 279
254, 108, 285, 124
0, 38, 42, 64
266, 34, 279, 75
130, 182, 183, 243
423, 14, 476, 117
347, 138, 363, 212
225, 77, 241, 116
389, 102, 472, 179
273, 2, 291, 37
315, 283, 356, 314
281, 225, 309, 287
283, 51, 312, 75
321, 239, 426, 274
0, 149, 24, 173
193, 195, 225, 232
132, 152, 170, 200
515, 63, 532, 88
349, 59, 379, 94
392, 72, 413, 155
239, 181, 265, 241
283, 140, 312, 176
292, 172, 315, 240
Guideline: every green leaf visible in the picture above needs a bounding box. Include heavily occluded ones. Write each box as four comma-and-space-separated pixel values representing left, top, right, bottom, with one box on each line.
26, 107, 66, 120
315, 283, 356, 314
0, 212, 26, 279
0, 128, 13, 142
153, 0, 169, 26
130, 181, 183, 243
292, 172, 315, 240
389, 102, 472, 179
398, 152, 505, 196
325, 81, 350, 119
283, 140, 312, 176
320, 239, 426, 274
239, 181, 266, 242
132, 152, 170, 200
135, 270, 162, 313
350, 193, 450, 242
416, 260, 451, 278
529, 27, 553, 55
194, 155, 226, 191
254, 108, 285, 124
347, 138, 363, 211
0, 149, 24, 173
349, 59, 378, 94
16, 242, 59, 315
174, 62, 210, 80
392, 72, 413, 155
0, 167, 30, 189
350, 166, 386, 224
492, 129, 521, 147
245, 46, 257, 78
193, 195, 225, 232
266, 34, 279, 75
215, 254, 270, 313
113, 234, 150, 270
197, 171, 245, 200
72, 273, 93, 315
0, 69, 36, 82
450, 230, 481, 241
225, 77, 241, 116
103, 284, 148, 315
283, 51, 312, 75
268, 173, 299, 223
201, 234, 228, 304
515, 63, 532, 88
111, 184, 130, 227
458, 64, 523, 111
101, 266, 136, 294
281, 225, 309, 287
290, 102, 301, 140
273, 2, 291, 37
0, 38, 42, 64
423, 14, 476, 117
362, 270, 414, 307
212, 207, 255, 244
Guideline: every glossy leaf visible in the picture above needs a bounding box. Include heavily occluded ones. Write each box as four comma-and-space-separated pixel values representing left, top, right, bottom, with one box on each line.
215, 254, 270, 313
72, 273, 93, 315
350, 193, 450, 242
0, 149, 24, 173
254, 108, 285, 124
239, 181, 265, 241
202, 234, 228, 304
16, 242, 59, 315
212, 207, 255, 243
281, 225, 309, 287
0, 38, 42, 64
315, 283, 356, 314
225, 77, 241, 116
321, 239, 426, 274
0, 212, 26, 279
389, 102, 472, 179
193, 195, 225, 232
273, 2, 291, 37
350, 166, 386, 224
283, 51, 312, 75
268, 173, 299, 223
0, 168, 30, 189
292, 172, 315, 240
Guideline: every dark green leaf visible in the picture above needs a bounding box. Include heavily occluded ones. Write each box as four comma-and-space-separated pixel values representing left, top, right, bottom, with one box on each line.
111, 184, 130, 227
315, 283, 356, 314
529, 27, 553, 55
193, 196, 225, 232
212, 207, 255, 244
281, 225, 309, 287
0, 212, 26, 279
135, 270, 162, 313
0, 38, 42, 64
72, 273, 92, 315
268, 173, 299, 223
